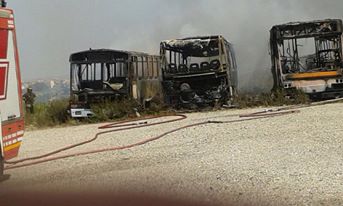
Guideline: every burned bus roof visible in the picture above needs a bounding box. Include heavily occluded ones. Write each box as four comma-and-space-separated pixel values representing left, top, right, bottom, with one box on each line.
162, 35, 227, 41
271, 19, 342, 29
161, 35, 231, 57
179, 35, 227, 41
270, 19, 343, 40
70, 49, 154, 63
161, 35, 230, 46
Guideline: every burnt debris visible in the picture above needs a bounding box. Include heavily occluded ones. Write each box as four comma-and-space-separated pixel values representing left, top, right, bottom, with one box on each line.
160, 35, 238, 108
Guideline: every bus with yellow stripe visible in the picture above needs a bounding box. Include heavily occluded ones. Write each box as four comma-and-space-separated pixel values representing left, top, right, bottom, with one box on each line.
0, 0, 24, 178
270, 19, 343, 99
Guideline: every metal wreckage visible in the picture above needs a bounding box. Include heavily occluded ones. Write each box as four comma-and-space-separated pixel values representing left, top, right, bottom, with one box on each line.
69, 19, 343, 116
69, 35, 239, 117
160, 35, 238, 108
69, 49, 162, 117
270, 19, 343, 99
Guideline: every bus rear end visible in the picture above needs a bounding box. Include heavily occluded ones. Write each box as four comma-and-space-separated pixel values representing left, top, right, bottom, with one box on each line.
0, 1, 24, 176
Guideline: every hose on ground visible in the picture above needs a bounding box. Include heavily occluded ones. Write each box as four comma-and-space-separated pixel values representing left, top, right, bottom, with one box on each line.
4, 115, 187, 165
4, 110, 299, 170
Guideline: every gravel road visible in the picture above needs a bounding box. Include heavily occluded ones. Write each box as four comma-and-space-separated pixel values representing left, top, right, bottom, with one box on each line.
1, 103, 343, 205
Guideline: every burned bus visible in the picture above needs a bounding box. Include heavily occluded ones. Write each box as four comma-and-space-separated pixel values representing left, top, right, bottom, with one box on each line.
270, 19, 343, 99
69, 49, 162, 117
160, 35, 238, 108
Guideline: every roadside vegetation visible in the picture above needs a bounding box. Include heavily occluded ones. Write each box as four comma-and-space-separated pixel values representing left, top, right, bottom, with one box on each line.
24, 97, 169, 129
24, 99, 74, 129
235, 89, 310, 108
90, 97, 168, 122
25, 89, 309, 129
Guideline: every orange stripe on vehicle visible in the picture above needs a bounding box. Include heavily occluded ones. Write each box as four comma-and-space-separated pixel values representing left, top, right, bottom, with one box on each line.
4, 146, 20, 160
286, 71, 341, 80
4, 141, 21, 152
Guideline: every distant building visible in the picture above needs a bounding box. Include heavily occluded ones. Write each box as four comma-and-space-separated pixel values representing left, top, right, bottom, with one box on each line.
50, 80, 55, 89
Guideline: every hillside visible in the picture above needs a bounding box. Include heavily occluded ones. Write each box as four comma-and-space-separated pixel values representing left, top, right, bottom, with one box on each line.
22, 79, 69, 103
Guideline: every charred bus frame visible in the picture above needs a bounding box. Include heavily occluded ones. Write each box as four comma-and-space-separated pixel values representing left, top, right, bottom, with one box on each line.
270, 19, 343, 99
69, 49, 162, 117
160, 35, 238, 108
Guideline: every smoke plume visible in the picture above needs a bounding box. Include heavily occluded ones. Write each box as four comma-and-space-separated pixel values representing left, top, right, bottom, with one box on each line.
10, 0, 343, 92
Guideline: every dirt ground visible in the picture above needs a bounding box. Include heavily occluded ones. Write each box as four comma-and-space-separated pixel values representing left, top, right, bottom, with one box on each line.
1, 103, 343, 205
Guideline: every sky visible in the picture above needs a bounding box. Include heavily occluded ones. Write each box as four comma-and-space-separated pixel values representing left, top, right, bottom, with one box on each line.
8, 0, 343, 92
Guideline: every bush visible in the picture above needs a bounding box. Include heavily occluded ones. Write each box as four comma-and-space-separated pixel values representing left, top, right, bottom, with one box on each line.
24, 97, 169, 129
235, 89, 309, 108
25, 99, 71, 128
90, 99, 141, 122
90, 98, 170, 121
46, 99, 70, 124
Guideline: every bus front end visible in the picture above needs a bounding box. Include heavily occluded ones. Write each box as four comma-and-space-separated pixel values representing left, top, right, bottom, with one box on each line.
69, 49, 131, 118
270, 19, 343, 99
160, 35, 238, 108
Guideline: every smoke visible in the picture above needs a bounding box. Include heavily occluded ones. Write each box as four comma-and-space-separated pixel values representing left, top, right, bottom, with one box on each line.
10, 0, 343, 93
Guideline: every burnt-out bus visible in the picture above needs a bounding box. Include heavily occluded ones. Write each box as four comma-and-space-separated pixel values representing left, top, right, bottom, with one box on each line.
270, 19, 343, 99
69, 49, 162, 117
160, 35, 238, 108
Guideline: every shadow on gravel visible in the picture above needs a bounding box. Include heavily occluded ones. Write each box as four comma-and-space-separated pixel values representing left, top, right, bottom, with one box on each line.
1, 151, 193, 187
1, 191, 230, 206
2, 142, 205, 188
0, 174, 11, 182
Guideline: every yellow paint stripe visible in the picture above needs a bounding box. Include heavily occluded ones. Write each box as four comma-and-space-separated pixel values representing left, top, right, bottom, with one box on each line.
4, 142, 21, 152
287, 71, 341, 80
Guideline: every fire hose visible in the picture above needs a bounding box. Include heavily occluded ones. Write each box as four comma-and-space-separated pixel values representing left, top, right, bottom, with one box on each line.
4, 110, 300, 170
